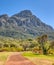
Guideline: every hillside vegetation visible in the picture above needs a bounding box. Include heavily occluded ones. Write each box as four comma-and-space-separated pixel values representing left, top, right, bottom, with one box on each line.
0, 35, 54, 55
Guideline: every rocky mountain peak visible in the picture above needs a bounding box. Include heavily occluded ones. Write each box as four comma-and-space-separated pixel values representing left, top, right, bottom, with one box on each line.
0, 14, 8, 18
0, 14, 9, 21
14, 10, 32, 17
0, 10, 54, 40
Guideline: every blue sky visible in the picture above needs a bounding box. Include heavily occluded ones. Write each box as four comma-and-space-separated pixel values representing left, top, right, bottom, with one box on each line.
0, 0, 54, 28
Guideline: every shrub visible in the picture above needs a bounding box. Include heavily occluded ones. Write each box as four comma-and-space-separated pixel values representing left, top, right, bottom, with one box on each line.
16, 46, 24, 52
48, 49, 54, 54
32, 47, 43, 54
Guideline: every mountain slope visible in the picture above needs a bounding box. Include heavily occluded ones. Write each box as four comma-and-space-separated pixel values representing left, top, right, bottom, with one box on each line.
0, 10, 54, 40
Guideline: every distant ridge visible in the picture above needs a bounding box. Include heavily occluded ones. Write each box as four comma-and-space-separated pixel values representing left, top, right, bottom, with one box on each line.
0, 10, 54, 40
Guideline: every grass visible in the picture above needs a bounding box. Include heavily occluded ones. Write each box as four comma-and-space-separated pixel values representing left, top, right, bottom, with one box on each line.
22, 51, 54, 65
0, 52, 54, 65
0, 52, 12, 61
0, 52, 11, 65
22, 51, 54, 58
0, 51, 54, 61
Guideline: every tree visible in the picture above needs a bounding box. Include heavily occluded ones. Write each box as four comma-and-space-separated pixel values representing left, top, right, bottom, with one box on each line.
3, 44, 8, 47
50, 41, 54, 49
37, 34, 48, 55
20, 41, 30, 51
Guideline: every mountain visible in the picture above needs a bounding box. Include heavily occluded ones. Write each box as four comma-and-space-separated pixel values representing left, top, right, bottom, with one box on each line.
0, 10, 54, 40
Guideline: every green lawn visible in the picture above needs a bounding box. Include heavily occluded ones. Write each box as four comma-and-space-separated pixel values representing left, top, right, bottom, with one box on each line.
22, 51, 54, 65
22, 51, 54, 60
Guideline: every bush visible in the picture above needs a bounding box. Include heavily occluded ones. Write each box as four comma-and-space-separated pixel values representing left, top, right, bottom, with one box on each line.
16, 46, 24, 52
32, 47, 43, 54
0, 47, 11, 52
0, 47, 17, 52
48, 49, 54, 54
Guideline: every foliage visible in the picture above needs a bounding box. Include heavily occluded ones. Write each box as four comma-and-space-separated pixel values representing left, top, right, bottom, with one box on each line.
0, 35, 54, 55
50, 41, 54, 49
37, 35, 49, 54
22, 51, 54, 59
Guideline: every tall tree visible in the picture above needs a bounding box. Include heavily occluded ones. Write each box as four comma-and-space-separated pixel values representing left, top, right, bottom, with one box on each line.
37, 34, 48, 54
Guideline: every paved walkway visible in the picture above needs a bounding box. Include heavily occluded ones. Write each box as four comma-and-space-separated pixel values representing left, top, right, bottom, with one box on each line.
5, 53, 35, 65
